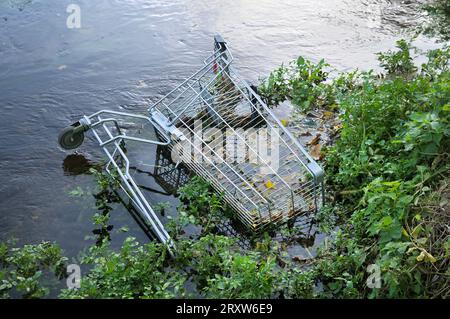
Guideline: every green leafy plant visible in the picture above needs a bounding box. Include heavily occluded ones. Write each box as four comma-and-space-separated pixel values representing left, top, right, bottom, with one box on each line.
316, 42, 449, 298
259, 57, 330, 110
0, 241, 67, 299
89, 168, 121, 244
60, 238, 185, 299
377, 39, 417, 77
177, 176, 229, 233
153, 202, 171, 216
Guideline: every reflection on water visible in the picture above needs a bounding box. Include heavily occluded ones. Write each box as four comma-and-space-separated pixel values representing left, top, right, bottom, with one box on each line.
0, 0, 437, 257
62, 153, 99, 176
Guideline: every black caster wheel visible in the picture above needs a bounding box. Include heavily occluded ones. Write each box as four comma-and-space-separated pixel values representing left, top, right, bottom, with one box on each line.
58, 125, 85, 150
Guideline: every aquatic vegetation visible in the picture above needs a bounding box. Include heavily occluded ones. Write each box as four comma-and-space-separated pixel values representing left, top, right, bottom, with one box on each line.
0, 241, 67, 299
177, 176, 230, 234
60, 238, 185, 299
153, 202, 171, 216
260, 38, 449, 298
56, 175, 293, 298
89, 168, 121, 244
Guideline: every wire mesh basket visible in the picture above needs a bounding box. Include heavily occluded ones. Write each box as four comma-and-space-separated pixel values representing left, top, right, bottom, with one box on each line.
150, 35, 324, 231
58, 35, 324, 247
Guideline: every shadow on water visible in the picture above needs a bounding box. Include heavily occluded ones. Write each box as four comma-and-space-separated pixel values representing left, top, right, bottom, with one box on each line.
62, 153, 102, 176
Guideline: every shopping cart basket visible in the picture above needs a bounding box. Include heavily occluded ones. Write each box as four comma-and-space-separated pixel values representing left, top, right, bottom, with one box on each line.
58, 35, 324, 248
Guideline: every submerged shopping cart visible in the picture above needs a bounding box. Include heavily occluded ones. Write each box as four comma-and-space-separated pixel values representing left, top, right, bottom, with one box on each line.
59, 35, 324, 248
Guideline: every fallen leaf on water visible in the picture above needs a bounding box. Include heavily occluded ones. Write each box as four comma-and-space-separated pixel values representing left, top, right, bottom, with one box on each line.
307, 133, 321, 146
265, 180, 275, 189
310, 143, 322, 160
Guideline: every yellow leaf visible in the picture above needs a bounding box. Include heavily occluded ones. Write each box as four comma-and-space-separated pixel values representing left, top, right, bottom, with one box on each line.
411, 225, 422, 239
425, 251, 437, 263
281, 119, 288, 127
416, 251, 425, 262
323, 111, 334, 119
402, 227, 409, 238
265, 180, 275, 189
416, 249, 437, 263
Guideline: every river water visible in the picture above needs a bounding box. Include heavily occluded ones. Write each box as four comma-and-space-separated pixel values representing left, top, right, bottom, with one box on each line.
0, 0, 437, 257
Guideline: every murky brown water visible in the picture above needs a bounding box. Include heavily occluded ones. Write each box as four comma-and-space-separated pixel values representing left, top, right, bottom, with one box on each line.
0, 0, 438, 257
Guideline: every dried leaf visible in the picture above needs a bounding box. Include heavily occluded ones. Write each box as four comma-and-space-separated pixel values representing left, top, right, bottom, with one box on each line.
307, 134, 321, 146
310, 143, 322, 160
416, 250, 437, 263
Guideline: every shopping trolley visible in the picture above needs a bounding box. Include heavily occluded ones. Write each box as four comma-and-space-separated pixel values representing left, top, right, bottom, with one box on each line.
58, 35, 324, 249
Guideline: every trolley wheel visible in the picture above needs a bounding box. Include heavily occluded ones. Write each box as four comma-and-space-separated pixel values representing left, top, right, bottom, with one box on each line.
58, 125, 85, 150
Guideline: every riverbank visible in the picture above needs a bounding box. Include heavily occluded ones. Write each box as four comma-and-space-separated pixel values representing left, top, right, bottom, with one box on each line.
1, 0, 448, 299
1, 39, 448, 298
